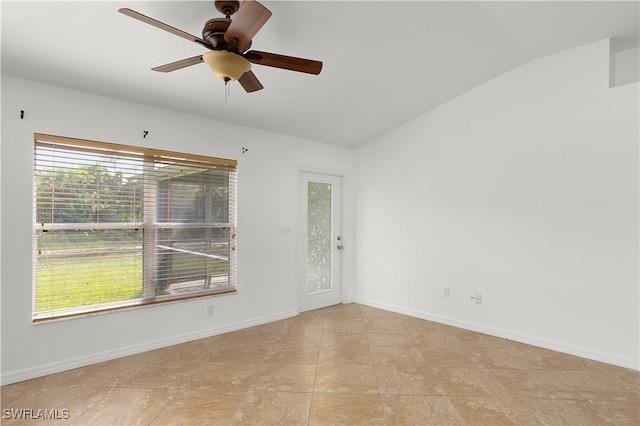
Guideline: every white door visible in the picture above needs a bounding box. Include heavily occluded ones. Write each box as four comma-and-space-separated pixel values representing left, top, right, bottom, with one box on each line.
299, 172, 343, 312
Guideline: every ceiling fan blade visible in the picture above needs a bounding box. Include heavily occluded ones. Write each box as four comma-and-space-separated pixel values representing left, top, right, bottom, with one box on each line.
152, 55, 204, 73
224, 0, 272, 51
238, 70, 264, 92
244, 51, 323, 75
118, 8, 212, 48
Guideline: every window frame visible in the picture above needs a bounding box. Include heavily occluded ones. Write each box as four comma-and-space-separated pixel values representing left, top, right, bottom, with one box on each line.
32, 134, 238, 323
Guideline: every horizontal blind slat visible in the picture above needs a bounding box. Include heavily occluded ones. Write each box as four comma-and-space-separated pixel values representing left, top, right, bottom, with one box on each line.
36, 134, 237, 169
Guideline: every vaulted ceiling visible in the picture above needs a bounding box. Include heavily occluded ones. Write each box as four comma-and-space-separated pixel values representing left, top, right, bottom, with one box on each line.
2, 1, 638, 148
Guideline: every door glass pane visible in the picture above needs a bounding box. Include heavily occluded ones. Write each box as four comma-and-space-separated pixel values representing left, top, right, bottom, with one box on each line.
306, 182, 332, 294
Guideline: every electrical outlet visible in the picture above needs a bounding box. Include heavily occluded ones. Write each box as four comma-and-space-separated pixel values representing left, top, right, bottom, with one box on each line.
207, 305, 214, 316
444, 288, 450, 298
277, 225, 292, 236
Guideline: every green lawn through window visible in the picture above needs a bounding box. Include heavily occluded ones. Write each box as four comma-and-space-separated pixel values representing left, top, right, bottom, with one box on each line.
36, 252, 142, 312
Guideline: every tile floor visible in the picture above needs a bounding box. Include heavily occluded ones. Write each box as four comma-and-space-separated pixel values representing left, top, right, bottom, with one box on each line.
1, 303, 638, 425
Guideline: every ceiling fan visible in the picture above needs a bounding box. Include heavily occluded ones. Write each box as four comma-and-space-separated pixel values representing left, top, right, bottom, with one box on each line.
119, 0, 322, 93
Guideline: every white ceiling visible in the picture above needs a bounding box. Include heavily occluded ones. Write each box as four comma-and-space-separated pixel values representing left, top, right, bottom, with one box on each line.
2, 1, 639, 148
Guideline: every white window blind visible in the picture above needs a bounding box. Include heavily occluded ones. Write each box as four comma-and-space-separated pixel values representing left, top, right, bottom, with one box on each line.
33, 134, 237, 321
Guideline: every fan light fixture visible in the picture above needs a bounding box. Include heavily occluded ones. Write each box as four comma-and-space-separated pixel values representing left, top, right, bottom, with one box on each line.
203, 50, 251, 82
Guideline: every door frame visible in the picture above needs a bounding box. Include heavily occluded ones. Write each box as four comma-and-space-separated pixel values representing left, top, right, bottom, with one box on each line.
297, 168, 348, 312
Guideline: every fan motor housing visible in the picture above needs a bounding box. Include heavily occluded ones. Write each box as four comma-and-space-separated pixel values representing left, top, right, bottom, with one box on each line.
202, 18, 231, 48
202, 17, 251, 52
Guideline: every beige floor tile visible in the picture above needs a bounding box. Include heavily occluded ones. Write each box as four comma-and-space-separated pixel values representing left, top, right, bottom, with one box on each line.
449, 397, 543, 425
360, 306, 408, 319
249, 364, 317, 392
321, 304, 363, 319
323, 318, 366, 334
452, 331, 514, 348
420, 347, 484, 368
509, 342, 598, 371
590, 398, 640, 425
521, 398, 622, 425
403, 318, 458, 334
370, 346, 427, 368
277, 329, 323, 347
119, 360, 206, 389
318, 345, 373, 367
434, 367, 511, 397
321, 330, 370, 347
204, 341, 270, 364
230, 391, 312, 425
375, 365, 444, 396
73, 387, 178, 425
314, 364, 379, 394
193, 362, 267, 393
490, 369, 589, 400
287, 314, 326, 329
316, 362, 374, 375
263, 344, 321, 365
364, 318, 409, 333
151, 387, 245, 425
381, 395, 464, 425
150, 344, 217, 369
1, 385, 111, 425
309, 393, 386, 425
475, 345, 544, 370
410, 331, 464, 348
574, 371, 640, 402
215, 328, 282, 347
367, 331, 416, 347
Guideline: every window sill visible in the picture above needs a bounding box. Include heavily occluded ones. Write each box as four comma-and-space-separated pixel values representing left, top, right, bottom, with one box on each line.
32, 288, 237, 324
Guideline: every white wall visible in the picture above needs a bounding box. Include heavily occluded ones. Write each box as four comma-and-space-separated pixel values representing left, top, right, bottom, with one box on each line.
355, 39, 639, 370
0, 76, 355, 384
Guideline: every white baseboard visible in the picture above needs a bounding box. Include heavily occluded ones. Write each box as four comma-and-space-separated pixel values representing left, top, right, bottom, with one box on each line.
1, 309, 298, 385
354, 297, 639, 371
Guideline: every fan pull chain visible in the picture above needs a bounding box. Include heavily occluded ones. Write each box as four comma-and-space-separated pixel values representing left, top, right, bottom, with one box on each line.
224, 77, 231, 103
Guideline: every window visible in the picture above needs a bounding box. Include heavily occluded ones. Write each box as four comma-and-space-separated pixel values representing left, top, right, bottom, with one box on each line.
33, 134, 237, 321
